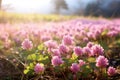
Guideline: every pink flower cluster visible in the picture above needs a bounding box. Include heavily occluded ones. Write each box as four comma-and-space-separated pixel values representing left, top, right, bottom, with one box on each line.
21, 39, 33, 50
107, 66, 116, 76
51, 49, 61, 57
96, 56, 109, 68
44, 40, 57, 49
51, 56, 64, 66
79, 60, 86, 67
58, 44, 69, 54
82, 42, 104, 57
70, 60, 85, 73
34, 63, 45, 74
70, 63, 79, 73
74, 47, 83, 56
62, 35, 73, 45
91, 44, 104, 56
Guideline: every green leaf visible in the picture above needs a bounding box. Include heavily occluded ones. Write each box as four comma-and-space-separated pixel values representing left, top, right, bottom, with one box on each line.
71, 53, 78, 60
38, 44, 44, 50
26, 66, 30, 69
115, 39, 120, 47
38, 54, 48, 61
29, 63, 34, 69
24, 69, 29, 74
101, 29, 108, 36
89, 62, 97, 69
81, 65, 92, 77
87, 57, 95, 62
27, 54, 36, 60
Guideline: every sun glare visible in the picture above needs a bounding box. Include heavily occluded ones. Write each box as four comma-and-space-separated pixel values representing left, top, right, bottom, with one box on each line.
3, 0, 52, 13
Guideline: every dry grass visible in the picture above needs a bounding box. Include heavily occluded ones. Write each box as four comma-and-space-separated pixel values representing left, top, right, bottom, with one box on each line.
0, 11, 108, 24
0, 11, 80, 23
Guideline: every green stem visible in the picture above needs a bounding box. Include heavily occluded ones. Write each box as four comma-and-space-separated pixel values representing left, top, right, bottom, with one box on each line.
12, 55, 25, 66
61, 69, 67, 80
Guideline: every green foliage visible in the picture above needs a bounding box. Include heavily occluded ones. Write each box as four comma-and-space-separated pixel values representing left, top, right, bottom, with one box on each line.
38, 44, 44, 51
80, 65, 92, 78
24, 65, 34, 75
101, 29, 108, 36
87, 57, 95, 62
115, 38, 120, 47
27, 54, 37, 61
71, 53, 78, 61
63, 53, 78, 67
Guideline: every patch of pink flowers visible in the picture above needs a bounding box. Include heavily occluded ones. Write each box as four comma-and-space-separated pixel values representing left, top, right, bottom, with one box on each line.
1, 18, 120, 79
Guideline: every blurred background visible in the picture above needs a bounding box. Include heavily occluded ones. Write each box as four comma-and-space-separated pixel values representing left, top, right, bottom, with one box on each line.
0, 0, 120, 23
1, 0, 120, 17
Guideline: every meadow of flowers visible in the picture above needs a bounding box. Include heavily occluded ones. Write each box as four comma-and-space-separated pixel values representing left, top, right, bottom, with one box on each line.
0, 18, 120, 80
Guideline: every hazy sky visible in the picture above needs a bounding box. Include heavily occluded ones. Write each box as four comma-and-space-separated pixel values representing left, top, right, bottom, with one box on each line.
2, 0, 120, 17
2, 0, 83, 14
3, 0, 52, 13
2, 0, 96, 14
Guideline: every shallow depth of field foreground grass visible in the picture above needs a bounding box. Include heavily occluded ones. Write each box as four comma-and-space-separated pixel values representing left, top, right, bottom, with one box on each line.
0, 12, 120, 80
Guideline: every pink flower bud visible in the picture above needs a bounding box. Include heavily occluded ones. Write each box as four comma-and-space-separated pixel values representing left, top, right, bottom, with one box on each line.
59, 44, 69, 54
83, 47, 92, 56
96, 56, 109, 68
107, 66, 116, 76
44, 40, 57, 49
70, 63, 79, 73
74, 47, 83, 56
83, 37, 89, 42
41, 35, 51, 42
87, 42, 94, 48
51, 56, 64, 66
79, 60, 86, 67
21, 39, 33, 50
62, 35, 73, 45
91, 44, 104, 56
34, 63, 45, 74
51, 49, 61, 57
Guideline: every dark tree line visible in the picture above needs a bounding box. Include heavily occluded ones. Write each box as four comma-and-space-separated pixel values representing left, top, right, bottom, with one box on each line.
84, 0, 120, 17
52, 0, 120, 17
